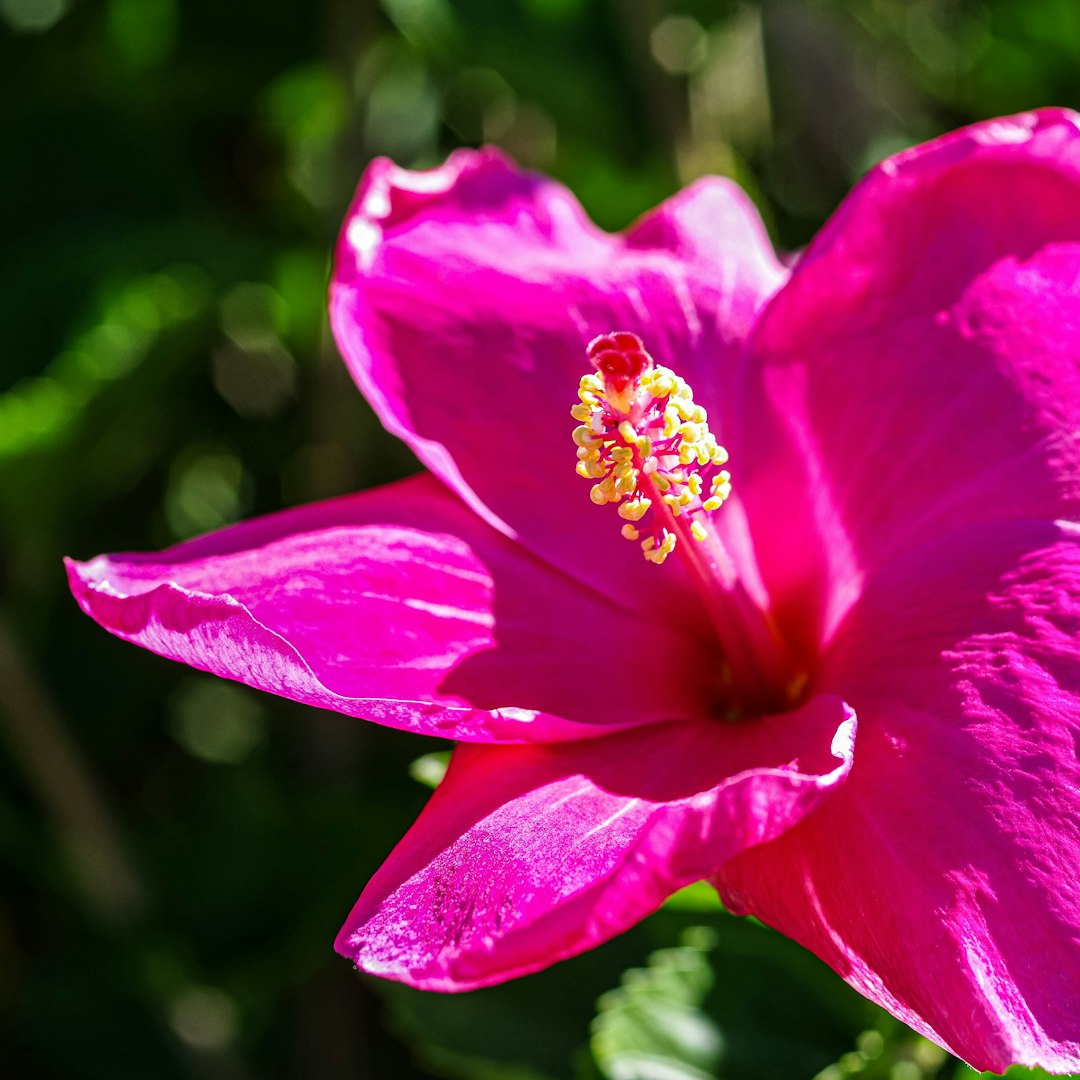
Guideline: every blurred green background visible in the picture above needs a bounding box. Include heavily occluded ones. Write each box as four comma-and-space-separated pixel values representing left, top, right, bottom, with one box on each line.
1, 1, 1078, 1077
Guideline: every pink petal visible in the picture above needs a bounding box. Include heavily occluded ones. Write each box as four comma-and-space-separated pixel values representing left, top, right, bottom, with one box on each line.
67, 475, 720, 743
336, 693, 855, 989
715, 520, 1080, 1072
329, 147, 785, 614
739, 108, 1080, 656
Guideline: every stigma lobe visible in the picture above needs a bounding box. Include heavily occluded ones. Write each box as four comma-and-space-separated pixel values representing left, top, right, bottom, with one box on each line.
587, 332, 653, 403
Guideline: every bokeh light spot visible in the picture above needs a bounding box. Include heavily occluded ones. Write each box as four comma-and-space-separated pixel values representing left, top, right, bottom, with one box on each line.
0, 0, 67, 33
169, 677, 266, 766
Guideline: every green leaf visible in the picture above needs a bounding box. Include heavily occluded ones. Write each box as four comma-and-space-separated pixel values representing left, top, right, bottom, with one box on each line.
810, 1016, 1080, 1080
662, 881, 725, 913
591, 927, 723, 1080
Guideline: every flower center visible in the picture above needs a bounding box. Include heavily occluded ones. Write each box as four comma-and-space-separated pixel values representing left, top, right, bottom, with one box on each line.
572, 333, 732, 566
572, 331, 798, 713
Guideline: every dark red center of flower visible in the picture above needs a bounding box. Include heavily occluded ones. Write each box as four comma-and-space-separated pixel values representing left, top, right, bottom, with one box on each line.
587, 332, 652, 396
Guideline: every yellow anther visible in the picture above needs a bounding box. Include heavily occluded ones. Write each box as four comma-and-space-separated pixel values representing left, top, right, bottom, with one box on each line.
691, 521, 708, 543
618, 420, 637, 445
704, 471, 732, 508
614, 475, 637, 495
635, 436, 652, 455
570, 403, 593, 421
702, 496, 724, 511
650, 373, 675, 397
644, 531, 677, 565
591, 476, 619, 504
652, 472, 672, 492
687, 474, 702, 497
618, 497, 651, 521
573, 425, 599, 447
642, 526, 678, 564
620, 523, 639, 541
642, 529, 674, 564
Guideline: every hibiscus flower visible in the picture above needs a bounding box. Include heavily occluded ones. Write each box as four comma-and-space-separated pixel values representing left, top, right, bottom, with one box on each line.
67, 108, 1080, 1073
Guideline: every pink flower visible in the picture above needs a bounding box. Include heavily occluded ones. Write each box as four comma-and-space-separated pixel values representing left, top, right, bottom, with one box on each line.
67, 108, 1080, 1073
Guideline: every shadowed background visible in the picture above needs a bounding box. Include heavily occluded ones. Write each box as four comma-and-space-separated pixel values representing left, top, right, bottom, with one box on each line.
1, 1, 1078, 1077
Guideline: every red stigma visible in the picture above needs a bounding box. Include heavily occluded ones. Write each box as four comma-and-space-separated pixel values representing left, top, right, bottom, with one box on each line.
587, 332, 652, 395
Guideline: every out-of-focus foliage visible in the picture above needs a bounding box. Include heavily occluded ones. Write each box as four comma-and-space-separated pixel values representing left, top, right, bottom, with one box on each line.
0, 1, 1076, 1078
591, 927, 724, 1080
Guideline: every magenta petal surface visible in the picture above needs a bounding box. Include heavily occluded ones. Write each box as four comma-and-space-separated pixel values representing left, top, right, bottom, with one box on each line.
67, 475, 718, 742
715, 521, 1080, 1072
329, 147, 785, 613
336, 694, 855, 989
741, 108, 1080, 654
